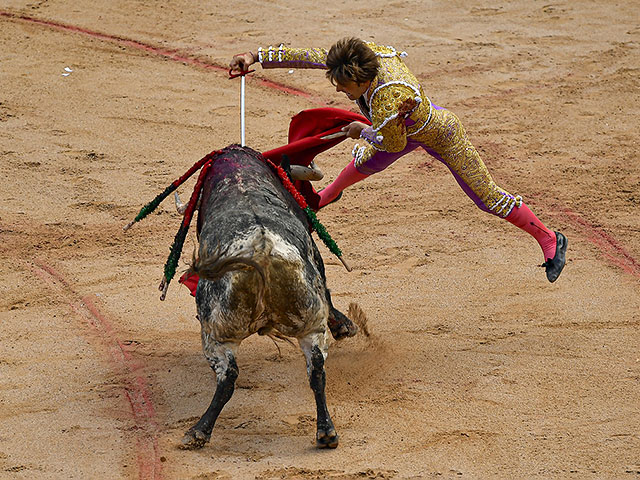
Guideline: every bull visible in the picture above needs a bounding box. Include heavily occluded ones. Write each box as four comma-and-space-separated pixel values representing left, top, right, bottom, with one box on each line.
180, 145, 356, 450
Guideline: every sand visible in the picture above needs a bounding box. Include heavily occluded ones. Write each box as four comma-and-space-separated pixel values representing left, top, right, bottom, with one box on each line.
1, 1, 639, 478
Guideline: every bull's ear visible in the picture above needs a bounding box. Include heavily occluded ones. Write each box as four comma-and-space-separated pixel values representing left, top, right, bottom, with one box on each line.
280, 154, 293, 182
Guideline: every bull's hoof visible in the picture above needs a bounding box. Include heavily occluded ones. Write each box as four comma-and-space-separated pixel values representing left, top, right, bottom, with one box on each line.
179, 428, 210, 450
316, 428, 339, 449
328, 316, 358, 340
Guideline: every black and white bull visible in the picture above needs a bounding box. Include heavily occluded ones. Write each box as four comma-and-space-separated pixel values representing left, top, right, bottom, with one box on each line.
180, 145, 355, 450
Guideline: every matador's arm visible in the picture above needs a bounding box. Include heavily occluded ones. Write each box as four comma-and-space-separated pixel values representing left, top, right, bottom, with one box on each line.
353, 83, 421, 166
257, 44, 328, 70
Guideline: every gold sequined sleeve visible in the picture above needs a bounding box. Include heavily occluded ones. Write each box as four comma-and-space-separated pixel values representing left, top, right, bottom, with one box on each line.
353, 83, 419, 166
257, 44, 328, 69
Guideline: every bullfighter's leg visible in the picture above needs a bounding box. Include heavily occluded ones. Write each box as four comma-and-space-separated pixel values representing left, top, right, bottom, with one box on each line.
299, 332, 339, 448
420, 106, 566, 281
181, 341, 239, 449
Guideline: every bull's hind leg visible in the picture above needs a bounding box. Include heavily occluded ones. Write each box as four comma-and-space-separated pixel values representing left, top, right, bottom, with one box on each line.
328, 306, 358, 340
181, 341, 239, 450
326, 289, 357, 340
299, 333, 339, 448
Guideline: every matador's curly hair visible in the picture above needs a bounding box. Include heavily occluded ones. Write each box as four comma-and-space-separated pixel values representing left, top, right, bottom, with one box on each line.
326, 37, 379, 86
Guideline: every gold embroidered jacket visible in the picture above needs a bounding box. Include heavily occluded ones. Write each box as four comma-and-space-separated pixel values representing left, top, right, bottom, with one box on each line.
258, 43, 432, 166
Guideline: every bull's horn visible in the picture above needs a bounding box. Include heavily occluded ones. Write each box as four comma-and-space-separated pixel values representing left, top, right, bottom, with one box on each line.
174, 192, 187, 214
290, 161, 324, 181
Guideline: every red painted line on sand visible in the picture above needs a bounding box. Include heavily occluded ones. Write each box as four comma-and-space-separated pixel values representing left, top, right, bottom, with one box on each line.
0, 10, 323, 103
4, 9, 639, 279
30, 260, 162, 480
547, 204, 640, 279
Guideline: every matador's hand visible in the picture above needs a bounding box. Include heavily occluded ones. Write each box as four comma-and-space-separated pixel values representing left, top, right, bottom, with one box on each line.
341, 121, 367, 139
230, 52, 257, 73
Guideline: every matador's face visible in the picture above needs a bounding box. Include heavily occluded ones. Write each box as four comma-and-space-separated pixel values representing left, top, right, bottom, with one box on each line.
335, 80, 371, 101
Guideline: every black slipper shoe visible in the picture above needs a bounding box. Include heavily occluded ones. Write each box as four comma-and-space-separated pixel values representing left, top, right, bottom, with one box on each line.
541, 231, 568, 283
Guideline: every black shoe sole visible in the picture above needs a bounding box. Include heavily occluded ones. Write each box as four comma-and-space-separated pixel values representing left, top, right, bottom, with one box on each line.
546, 231, 568, 283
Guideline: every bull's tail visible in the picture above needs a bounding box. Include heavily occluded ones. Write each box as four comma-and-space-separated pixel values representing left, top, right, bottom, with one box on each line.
187, 244, 266, 320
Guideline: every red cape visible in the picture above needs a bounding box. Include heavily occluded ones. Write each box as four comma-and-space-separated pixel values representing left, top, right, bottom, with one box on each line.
263, 107, 370, 210
262, 107, 369, 167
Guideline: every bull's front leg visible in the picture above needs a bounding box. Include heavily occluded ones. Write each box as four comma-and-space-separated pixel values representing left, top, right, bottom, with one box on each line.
181, 342, 238, 450
299, 334, 339, 448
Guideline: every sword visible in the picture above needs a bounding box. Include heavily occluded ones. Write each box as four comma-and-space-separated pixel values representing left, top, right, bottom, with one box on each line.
229, 68, 255, 146
320, 131, 347, 140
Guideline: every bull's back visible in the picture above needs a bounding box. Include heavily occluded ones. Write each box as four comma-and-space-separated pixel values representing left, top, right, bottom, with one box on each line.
195, 146, 328, 338
198, 146, 310, 254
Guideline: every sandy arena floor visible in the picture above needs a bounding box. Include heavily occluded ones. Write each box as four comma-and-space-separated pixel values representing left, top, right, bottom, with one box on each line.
1, 1, 639, 478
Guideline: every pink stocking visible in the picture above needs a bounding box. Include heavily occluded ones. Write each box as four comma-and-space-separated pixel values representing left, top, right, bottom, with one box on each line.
505, 202, 557, 260
318, 159, 369, 208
